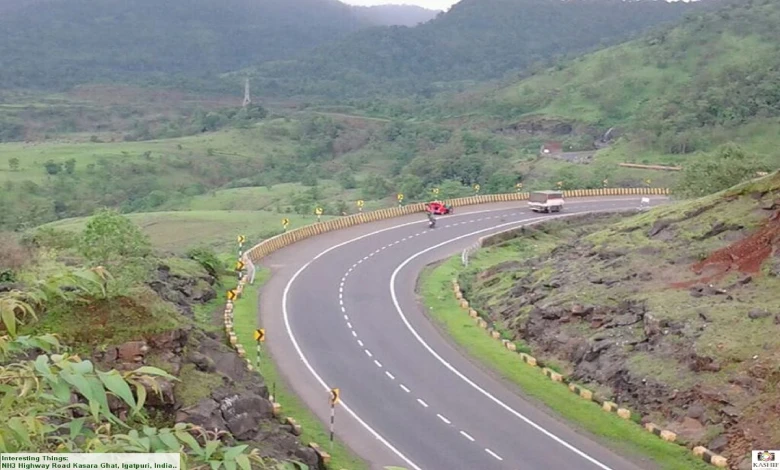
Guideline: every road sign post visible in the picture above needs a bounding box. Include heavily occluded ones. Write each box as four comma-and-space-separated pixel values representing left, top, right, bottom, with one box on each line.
315, 207, 323, 223
235, 259, 245, 281
357, 200, 364, 213
397, 193, 404, 207
282, 218, 290, 232
237, 235, 246, 257
329, 388, 339, 450
253, 328, 265, 369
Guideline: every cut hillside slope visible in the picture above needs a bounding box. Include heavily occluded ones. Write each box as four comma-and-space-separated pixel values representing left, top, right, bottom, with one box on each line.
458, 172, 780, 468
473, 0, 780, 159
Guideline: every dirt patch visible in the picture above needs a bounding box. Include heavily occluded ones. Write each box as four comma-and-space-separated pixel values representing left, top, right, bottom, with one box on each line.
671, 210, 780, 288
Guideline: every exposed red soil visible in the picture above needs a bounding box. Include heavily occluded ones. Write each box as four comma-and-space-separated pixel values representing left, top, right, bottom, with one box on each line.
671, 210, 780, 288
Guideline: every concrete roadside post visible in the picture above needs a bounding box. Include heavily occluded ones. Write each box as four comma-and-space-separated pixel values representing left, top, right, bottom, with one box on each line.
329, 388, 340, 451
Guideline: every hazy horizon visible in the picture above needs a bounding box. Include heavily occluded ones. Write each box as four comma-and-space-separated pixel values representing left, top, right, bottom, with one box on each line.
339, 0, 457, 11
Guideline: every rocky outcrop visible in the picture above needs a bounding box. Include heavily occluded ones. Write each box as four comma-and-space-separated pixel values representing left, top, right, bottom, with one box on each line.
462, 196, 780, 464
90, 261, 321, 469
147, 263, 217, 317
94, 328, 321, 469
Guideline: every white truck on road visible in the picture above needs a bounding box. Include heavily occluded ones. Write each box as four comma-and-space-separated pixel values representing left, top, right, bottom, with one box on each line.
528, 190, 565, 213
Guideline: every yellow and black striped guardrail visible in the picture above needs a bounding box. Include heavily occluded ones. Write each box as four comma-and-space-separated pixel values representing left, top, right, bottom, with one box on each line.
243, 187, 670, 265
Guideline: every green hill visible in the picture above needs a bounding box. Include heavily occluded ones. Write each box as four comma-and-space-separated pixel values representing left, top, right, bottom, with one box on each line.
446, 171, 780, 465
0, 0, 369, 91
471, 0, 780, 161
248, 0, 703, 99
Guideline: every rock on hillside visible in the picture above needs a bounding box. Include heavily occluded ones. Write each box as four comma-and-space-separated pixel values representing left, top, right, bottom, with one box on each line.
88, 259, 323, 469
460, 172, 780, 468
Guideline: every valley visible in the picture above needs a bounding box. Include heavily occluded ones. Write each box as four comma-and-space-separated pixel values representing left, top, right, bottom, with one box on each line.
1, 0, 778, 468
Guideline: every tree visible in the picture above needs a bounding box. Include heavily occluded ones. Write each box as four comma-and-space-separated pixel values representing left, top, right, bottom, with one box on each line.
79, 209, 152, 265
64, 158, 76, 175
43, 160, 61, 176
674, 143, 766, 198
8, 157, 19, 172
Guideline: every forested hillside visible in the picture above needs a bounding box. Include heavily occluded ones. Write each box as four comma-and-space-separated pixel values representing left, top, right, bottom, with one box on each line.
248, 0, 704, 99
0, 0, 368, 91
467, 0, 780, 159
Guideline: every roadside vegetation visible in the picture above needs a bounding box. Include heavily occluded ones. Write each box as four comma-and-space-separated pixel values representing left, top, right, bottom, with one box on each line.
231, 274, 369, 470
0, 210, 326, 468
422, 171, 780, 468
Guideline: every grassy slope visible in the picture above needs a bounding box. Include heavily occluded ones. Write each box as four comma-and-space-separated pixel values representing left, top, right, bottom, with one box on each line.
420, 260, 712, 470
450, 0, 780, 169
40, 211, 334, 253
232, 270, 369, 470
427, 172, 780, 463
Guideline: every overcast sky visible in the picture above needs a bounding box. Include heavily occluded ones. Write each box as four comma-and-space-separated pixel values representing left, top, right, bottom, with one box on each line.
340, 0, 459, 10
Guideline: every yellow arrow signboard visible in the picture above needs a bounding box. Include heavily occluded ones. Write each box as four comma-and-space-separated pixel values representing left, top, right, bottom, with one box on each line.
237, 235, 246, 244
226, 290, 237, 301
235, 260, 245, 271
254, 328, 265, 342
330, 388, 340, 406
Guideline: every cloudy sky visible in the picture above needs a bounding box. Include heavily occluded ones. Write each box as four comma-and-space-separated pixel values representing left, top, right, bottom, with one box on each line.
340, 0, 460, 10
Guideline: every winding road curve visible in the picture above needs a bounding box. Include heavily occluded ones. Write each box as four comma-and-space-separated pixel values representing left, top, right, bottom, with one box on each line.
257, 197, 669, 470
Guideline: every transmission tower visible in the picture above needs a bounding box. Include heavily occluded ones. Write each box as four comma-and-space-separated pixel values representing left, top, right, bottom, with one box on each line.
242, 78, 251, 108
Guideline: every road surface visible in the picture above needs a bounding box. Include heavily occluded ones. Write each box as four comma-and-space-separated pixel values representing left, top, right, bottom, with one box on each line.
257, 196, 668, 470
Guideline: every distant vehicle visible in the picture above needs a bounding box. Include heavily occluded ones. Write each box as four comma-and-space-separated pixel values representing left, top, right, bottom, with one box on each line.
528, 190, 565, 213
425, 201, 452, 215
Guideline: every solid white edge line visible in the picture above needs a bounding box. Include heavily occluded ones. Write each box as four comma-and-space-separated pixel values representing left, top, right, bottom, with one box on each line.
389, 212, 618, 470
281, 199, 660, 470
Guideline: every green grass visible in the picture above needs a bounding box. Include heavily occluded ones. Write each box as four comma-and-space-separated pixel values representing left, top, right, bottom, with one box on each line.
232, 269, 368, 470
0, 121, 296, 183
420, 257, 713, 470
39, 210, 334, 253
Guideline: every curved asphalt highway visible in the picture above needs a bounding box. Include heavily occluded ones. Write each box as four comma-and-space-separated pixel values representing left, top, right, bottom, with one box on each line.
257, 197, 669, 470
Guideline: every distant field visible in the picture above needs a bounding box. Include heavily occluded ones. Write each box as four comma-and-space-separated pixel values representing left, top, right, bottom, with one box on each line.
0, 120, 297, 183
41, 210, 335, 253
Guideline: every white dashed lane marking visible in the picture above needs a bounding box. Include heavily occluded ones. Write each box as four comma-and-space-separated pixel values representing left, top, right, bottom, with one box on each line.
334, 211, 524, 464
